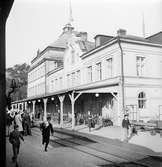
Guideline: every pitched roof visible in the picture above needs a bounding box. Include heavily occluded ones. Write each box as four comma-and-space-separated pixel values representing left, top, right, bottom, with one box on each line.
146, 31, 162, 44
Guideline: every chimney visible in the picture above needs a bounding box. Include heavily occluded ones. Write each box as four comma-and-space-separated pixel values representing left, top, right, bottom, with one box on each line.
117, 29, 126, 36
80, 32, 87, 41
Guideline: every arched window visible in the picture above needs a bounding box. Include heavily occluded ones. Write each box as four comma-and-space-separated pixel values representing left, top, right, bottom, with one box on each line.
138, 92, 146, 109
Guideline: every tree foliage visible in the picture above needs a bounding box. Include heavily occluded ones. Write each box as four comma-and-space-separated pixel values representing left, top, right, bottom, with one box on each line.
6, 63, 30, 101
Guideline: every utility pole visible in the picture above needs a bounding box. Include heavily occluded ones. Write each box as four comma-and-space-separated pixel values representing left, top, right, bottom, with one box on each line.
0, 0, 14, 166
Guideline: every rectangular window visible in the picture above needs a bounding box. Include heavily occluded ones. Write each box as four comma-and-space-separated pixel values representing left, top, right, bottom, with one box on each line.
87, 66, 92, 82
67, 74, 70, 87
136, 56, 145, 76
59, 77, 63, 88
96, 62, 102, 81
51, 80, 54, 91
72, 72, 75, 86
106, 58, 113, 78
55, 78, 58, 90
71, 50, 75, 64
76, 70, 81, 85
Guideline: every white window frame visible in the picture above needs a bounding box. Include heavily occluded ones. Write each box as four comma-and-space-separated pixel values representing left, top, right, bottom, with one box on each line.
136, 56, 145, 76
87, 66, 92, 82
138, 92, 146, 109
106, 58, 113, 78
96, 62, 102, 81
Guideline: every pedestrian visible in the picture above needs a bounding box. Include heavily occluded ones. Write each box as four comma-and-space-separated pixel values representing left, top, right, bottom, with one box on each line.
58, 110, 60, 124
9, 124, 24, 164
88, 111, 92, 132
122, 113, 131, 142
14, 112, 24, 136
6, 111, 14, 136
40, 117, 54, 152
23, 111, 32, 136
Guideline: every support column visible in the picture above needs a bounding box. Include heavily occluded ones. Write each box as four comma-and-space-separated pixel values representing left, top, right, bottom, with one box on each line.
43, 98, 48, 121
58, 95, 65, 128
17, 103, 20, 113
117, 89, 123, 126
25, 101, 27, 111
69, 92, 82, 130
32, 100, 36, 119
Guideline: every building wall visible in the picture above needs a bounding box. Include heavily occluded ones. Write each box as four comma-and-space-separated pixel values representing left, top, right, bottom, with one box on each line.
28, 62, 46, 97
122, 43, 162, 122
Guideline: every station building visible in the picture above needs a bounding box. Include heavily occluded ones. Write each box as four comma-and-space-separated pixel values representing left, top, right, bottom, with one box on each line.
11, 23, 162, 129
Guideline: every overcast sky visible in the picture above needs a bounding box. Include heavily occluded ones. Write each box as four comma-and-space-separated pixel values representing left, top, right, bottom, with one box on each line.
6, 0, 162, 68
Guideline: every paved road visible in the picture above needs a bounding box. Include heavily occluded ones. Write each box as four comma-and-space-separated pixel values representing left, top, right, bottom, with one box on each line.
6, 129, 109, 167
6, 128, 162, 167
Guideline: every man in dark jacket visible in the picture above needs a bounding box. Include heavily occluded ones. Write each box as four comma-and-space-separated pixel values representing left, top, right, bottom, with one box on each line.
9, 124, 24, 163
23, 111, 32, 136
122, 114, 131, 142
40, 117, 54, 152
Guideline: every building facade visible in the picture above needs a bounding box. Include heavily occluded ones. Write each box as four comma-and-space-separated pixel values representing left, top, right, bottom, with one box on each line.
12, 25, 162, 128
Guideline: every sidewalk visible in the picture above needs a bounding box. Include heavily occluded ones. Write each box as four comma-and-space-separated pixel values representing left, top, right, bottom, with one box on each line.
57, 124, 162, 154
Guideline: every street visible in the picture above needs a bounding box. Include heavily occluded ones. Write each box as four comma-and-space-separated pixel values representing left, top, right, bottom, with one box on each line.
6, 127, 162, 167
6, 128, 109, 167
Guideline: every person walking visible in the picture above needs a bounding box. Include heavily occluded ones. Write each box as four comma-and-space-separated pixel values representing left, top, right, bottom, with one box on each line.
88, 111, 92, 132
14, 112, 24, 135
122, 113, 131, 142
23, 111, 32, 136
6, 112, 14, 136
40, 117, 54, 152
9, 124, 24, 164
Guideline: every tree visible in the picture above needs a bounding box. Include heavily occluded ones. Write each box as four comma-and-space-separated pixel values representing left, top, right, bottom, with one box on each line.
6, 63, 30, 101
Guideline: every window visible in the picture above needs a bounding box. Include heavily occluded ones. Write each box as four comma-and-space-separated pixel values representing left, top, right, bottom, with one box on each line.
67, 74, 70, 87
76, 70, 81, 85
59, 77, 63, 88
72, 72, 75, 86
136, 56, 145, 76
51, 80, 54, 91
96, 62, 102, 80
87, 66, 92, 82
138, 92, 146, 109
106, 58, 113, 78
54, 78, 58, 90
71, 50, 75, 64
54, 62, 57, 69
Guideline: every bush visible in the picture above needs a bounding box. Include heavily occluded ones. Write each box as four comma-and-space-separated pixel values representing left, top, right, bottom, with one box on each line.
102, 118, 113, 127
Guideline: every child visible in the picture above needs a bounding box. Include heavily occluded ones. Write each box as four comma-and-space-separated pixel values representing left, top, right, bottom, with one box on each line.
122, 114, 131, 142
40, 117, 54, 152
9, 124, 24, 163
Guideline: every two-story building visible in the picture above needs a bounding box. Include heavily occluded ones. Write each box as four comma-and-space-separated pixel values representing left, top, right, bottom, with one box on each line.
12, 23, 162, 129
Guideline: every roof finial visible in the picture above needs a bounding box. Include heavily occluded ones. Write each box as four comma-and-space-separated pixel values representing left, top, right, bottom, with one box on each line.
142, 12, 145, 38
68, 0, 74, 25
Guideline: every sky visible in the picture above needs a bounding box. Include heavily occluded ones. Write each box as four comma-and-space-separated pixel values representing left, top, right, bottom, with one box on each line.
6, 0, 162, 68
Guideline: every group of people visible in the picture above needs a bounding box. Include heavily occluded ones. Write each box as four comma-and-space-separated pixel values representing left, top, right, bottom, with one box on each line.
7, 108, 136, 165
87, 110, 137, 141
7, 110, 32, 164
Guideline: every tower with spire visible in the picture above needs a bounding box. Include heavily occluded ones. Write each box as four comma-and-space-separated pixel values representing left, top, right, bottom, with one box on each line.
63, 0, 74, 33
142, 12, 145, 38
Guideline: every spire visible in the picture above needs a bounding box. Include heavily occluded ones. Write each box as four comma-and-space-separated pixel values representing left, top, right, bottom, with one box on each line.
68, 0, 74, 25
62, 0, 74, 33
142, 12, 145, 38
